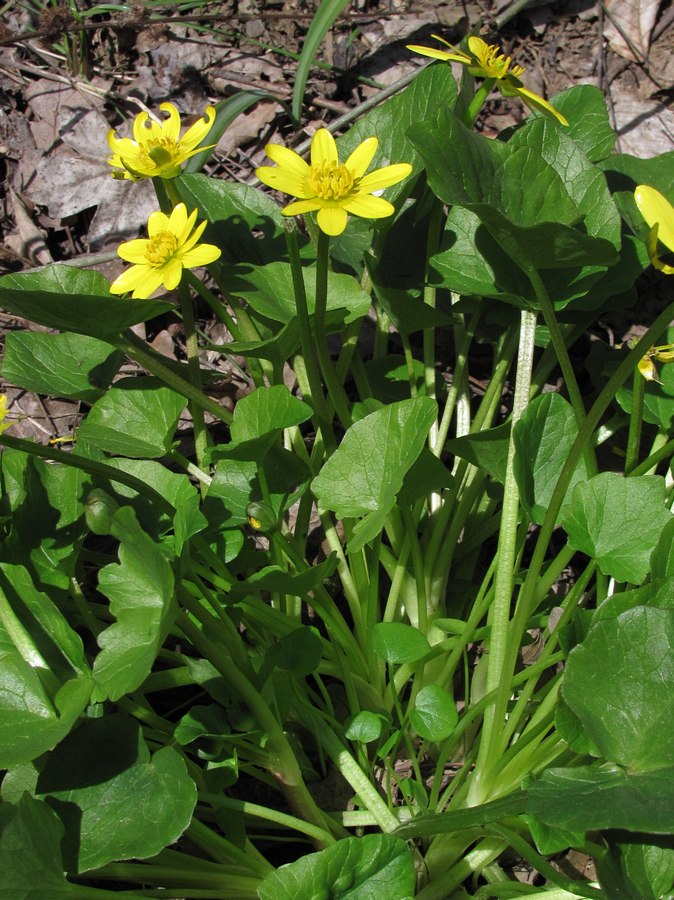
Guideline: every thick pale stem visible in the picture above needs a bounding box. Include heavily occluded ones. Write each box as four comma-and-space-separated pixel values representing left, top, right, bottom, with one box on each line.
467, 307, 537, 806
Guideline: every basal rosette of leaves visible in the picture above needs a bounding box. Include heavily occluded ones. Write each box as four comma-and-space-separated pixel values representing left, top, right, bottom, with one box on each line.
1, 40, 674, 900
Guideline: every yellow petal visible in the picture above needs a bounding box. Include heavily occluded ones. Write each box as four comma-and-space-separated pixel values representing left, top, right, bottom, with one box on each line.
635, 186, 674, 254
117, 238, 151, 263
345, 137, 378, 180
180, 219, 208, 252
181, 244, 221, 267
109, 264, 149, 294
178, 105, 216, 151
638, 356, 661, 382
357, 163, 413, 193
343, 194, 395, 219
510, 84, 569, 126
158, 102, 181, 142
168, 203, 189, 238
311, 129, 338, 168
255, 165, 310, 198
265, 143, 310, 179
406, 44, 463, 63
282, 199, 323, 216
147, 210, 170, 237
133, 111, 162, 144
316, 206, 348, 235
161, 259, 184, 291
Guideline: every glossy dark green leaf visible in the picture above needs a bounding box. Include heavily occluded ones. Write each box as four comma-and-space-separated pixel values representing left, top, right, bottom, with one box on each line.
560, 473, 670, 584
230, 384, 313, 443
527, 765, 674, 833
77, 376, 187, 459
36, 714, 196, 872
0, 452, 89, 589
0, 793, 77, 897
257, 833, 416, 900
597, 836, 674, 900
549, 84, 615, 162
562, 606, 674, 770
222, 261, 371, 325
312, 398, 437, 551
0, 266, 169, 337
0, 643, 92, 769
409, 684, 458, 742
174, 174, 287, 266
92, 506, 177, 702
2, 332, 122, 403
371, 622, 431, 665
344, 710, 391, 744
447, 422, 510, 485
265, 626, 324, 678
513, 392, 589, 525
0, 564, 87, 677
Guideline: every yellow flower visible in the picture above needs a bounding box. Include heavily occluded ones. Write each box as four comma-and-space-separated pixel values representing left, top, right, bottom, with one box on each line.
107, 102, 216, 181
638, 343, 674, 383
0, 394, 13, 434
407, 34, 569, 126
634, 185, 674, 276
255, 128, 413, 236
110, 203, 221, 299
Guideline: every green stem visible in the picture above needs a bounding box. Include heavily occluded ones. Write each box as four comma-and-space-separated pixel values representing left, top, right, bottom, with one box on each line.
502, 299, 674, 741
284, 220, 334, 449
177, 612, 337, 844
625, 366, 646, 473
315, 230, 352, 430
0, 434, 174, 514
177, 281, 208, 479
114, 331, 232, 424
462, 79, 495, 127
527, 267, 596, 475
468, 307, 537, 806
199, 793, 335, 847
422, 199, 445, 435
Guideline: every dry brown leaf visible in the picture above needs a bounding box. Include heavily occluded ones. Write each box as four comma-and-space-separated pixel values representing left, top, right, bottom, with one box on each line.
603, 0, 661, 61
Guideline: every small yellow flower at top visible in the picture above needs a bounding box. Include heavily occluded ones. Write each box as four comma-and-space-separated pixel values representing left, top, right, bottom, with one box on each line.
634, 185, 674, 276
109, 203, 221, 299
0, 394, 13, 434
107, 102, 216, 181
255, 128, 413, 236
407, 34, 569, 126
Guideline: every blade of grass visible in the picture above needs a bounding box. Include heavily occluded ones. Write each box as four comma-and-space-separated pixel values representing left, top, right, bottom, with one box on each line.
292, 0, 350, 123
184, 89, 282, 173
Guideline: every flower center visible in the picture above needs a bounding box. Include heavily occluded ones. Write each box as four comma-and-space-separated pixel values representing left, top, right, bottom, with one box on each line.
308, 161, 355, 201
139, 139, 177, 170
478, 43, 524, 80
145, 231, 178, 266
